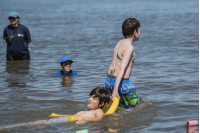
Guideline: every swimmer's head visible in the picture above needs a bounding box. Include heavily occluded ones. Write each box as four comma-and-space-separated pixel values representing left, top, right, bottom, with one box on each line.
60, 56, 73, 74
89, 87, 110, 109
122, 18, 140, 37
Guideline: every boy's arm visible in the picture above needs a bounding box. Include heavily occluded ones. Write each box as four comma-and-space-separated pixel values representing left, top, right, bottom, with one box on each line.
111, 46, 134, 101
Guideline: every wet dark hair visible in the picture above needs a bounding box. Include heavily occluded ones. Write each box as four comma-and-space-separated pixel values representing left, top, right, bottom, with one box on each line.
122, 18, 140, 37
89, 87, 110, 108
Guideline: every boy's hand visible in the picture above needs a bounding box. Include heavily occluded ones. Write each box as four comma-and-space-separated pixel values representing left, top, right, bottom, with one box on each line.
75, 119, 88, 125
111, 91, 120, 101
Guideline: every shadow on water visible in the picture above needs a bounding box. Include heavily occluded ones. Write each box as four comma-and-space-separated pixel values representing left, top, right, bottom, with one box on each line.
5, 60, 30, 88
60, 75, 74, 88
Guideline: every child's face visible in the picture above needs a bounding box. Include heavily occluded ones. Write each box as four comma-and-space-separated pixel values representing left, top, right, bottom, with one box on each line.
87, 95, 102, 110
60, 61, 72, 73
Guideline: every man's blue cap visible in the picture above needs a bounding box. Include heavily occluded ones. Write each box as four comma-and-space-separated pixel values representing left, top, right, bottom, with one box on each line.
9, 11, 19, 18
60, 57, 73, 64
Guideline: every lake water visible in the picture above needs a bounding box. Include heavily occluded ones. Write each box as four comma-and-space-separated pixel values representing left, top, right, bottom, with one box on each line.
0, 0, 199, 132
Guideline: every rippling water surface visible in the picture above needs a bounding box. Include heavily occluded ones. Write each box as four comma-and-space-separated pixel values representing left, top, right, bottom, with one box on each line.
0, 0, 199, 132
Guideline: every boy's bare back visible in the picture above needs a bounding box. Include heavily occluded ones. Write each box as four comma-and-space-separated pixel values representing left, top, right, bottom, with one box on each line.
108, 39, 135, 79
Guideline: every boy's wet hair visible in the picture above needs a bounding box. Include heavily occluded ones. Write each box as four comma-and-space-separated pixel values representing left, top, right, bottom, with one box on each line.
122, 18, 140, 37
90, 87, 110, 108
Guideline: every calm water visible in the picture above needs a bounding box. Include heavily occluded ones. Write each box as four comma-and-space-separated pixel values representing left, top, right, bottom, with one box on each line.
0, 0, 199, 132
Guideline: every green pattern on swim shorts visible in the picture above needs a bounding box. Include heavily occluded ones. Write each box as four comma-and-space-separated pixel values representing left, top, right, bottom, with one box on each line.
106, 88, 139, 106
121, 91, 139, 106
108, 91, 112, 97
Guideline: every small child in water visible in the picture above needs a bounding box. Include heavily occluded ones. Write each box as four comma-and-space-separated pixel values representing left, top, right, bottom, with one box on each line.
0, 87, 110, 129
56, 56, 77, 75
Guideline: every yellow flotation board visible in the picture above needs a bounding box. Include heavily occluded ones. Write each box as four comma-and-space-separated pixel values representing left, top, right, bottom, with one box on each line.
104, 97, 119, 115
50, 97, 119, 121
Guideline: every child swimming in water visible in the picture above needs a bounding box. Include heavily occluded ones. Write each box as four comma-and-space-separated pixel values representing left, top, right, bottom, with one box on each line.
0, 87, 110, 129
56, 56, 77, 75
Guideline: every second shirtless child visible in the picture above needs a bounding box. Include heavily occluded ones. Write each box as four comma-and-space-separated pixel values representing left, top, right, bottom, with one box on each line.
104, 18, 141, 109
0, 87, 110, 130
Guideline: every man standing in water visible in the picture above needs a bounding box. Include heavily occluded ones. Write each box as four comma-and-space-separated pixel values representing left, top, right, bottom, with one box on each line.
104, 18, 140, 109
3, 11, 31, 60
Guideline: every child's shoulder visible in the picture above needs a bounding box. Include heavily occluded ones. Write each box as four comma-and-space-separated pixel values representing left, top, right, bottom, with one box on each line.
69, 70, 77, 75
121, 40, 134, 50
56, 70, 64, 75
120, 39, 133, 46
94, 108, 104, 119
95, 108, 104, 114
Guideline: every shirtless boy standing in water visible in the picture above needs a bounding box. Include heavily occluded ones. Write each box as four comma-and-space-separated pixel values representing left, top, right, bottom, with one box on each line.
104, 18, 141, 109
0, 87, 110, 129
